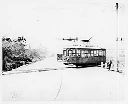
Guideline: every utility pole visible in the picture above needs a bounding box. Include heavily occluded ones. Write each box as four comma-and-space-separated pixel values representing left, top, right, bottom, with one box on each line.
116, 3, 119, 72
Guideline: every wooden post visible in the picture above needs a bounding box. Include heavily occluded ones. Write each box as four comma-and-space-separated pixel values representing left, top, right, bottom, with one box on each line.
105, 62, 107, 69
101, 62, 103, 68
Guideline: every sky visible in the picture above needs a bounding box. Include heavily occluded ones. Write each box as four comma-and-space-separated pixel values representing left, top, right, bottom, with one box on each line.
1, 0, 128, 53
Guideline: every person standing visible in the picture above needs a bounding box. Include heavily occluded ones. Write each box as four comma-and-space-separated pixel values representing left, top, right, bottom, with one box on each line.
108, 60, 112, 71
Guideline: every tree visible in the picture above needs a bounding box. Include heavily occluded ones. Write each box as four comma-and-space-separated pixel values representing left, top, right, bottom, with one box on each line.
2, 36, 32, 71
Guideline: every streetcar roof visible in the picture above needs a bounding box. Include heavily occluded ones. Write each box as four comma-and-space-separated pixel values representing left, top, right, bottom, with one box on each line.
63, 45, 106, 50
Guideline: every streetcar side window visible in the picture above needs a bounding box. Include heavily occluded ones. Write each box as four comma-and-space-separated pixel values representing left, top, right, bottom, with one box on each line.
94, 50, 96, 55
72, 49, 76, 56
76, 49, 81, 56
84, 50, 88, 57
85, 53, 87, 57
81, 50, 85, 54
96, 50, 99, 56
87, 50, 90, 57
72, 49, 76, 54
99, 50, 103, 56
94, 50, 98, 56
81, 50, 85, 57
85, 50, 88, 53
91, 50, 94, 56
87, 53, 90, 57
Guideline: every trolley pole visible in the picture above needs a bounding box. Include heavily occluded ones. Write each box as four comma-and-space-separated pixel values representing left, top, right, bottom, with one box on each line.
116, 3, 119, 72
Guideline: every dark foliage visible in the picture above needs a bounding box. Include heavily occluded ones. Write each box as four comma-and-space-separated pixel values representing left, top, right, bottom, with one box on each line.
2, 36, 32, 71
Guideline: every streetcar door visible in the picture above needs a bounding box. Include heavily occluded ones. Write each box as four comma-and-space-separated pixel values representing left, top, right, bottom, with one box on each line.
57, 54, 63, 61
68, 49, 72, 56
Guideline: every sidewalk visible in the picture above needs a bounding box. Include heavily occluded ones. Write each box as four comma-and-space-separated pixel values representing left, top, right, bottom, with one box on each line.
2, 57, 64, 75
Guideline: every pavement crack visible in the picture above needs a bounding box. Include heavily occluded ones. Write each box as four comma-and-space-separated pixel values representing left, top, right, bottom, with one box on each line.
54, 71, 63, 100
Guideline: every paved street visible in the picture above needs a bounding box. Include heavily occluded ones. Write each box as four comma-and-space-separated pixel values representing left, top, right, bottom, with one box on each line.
56, 67, 125, 101
2, 60, 125, 102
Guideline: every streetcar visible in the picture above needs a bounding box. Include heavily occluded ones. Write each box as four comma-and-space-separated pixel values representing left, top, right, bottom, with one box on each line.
57, 37, 106, 67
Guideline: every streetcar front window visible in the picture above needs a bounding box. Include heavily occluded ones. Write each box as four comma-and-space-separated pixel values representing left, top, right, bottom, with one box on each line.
103, 50, 106, 56
63, 50, 66, 56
